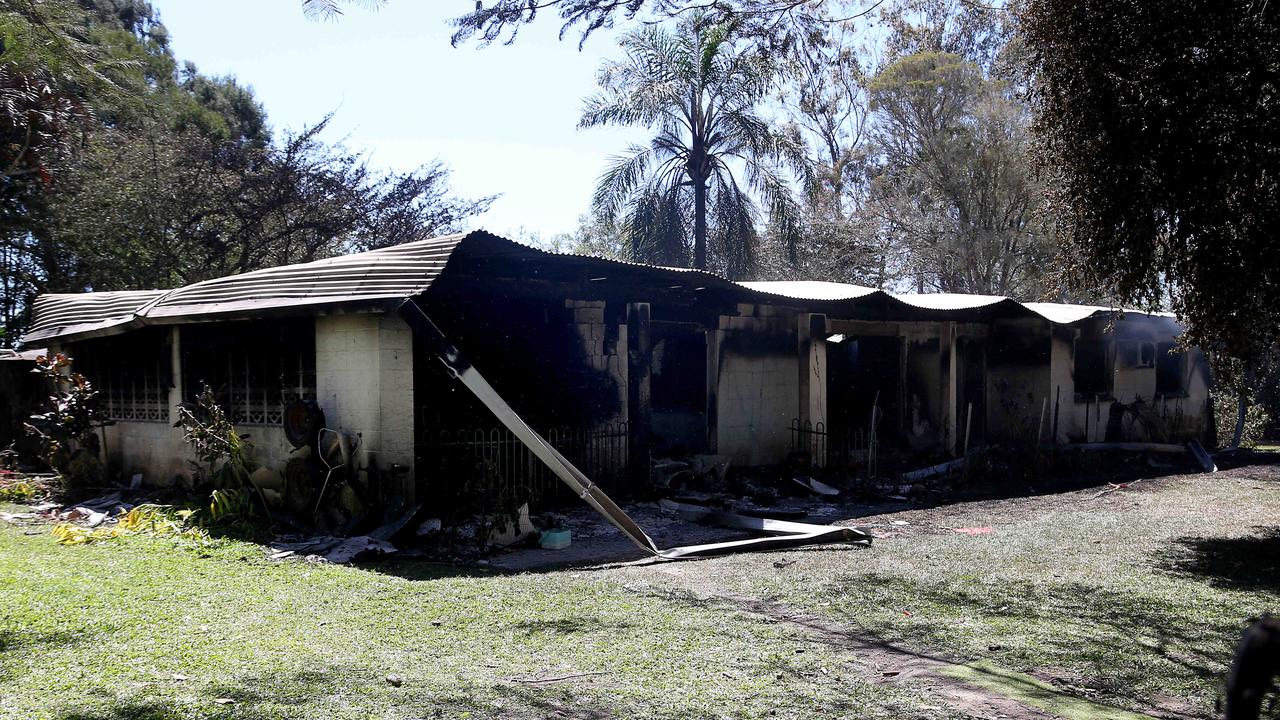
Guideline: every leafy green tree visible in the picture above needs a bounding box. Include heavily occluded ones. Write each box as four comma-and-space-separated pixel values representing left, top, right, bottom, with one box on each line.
1021, 0, 1280, 360
858, 51, 1053, 297
769, 19, 897, 287
42, 117, 492, 294
450, 0, 878, 50
0, 0, 132, 224
519, 212, 629, 261
1, 0, 492, 341
301, 0, 384, 22
580, 18, 808, 278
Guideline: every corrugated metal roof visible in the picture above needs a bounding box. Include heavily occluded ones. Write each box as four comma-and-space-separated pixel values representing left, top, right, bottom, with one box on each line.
24, 290, 168, 343
741, 282, 1173, 326
0, 347, 45, 361
891, 292, 1010, 311
736, 280, 879, 301
22, 230, 1179, 344
1021, 302, 1174, 325
143, 233, 468, 320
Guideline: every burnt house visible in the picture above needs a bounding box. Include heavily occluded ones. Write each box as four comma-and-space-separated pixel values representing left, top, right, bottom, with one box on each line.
21, 231, 1214, 513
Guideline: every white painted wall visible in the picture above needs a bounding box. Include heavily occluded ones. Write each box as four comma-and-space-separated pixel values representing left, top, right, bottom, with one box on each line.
315, 312, 415, 499
715, 311, 799, 466
1049, 319, 1211, 444
98, 421, 294, 489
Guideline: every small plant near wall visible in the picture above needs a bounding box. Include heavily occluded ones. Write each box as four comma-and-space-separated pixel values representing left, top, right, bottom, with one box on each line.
175, 384, 269, 521
24, 354, 112, 491
175, 384, 254, 488
51, 504, 209, 546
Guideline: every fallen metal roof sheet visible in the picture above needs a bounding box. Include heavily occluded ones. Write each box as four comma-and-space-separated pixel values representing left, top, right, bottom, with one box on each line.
22, 230, 1180, 344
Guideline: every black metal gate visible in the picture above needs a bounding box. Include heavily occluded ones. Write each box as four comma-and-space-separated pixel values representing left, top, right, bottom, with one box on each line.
789, 418, 878, 479
419, 421, 630, 508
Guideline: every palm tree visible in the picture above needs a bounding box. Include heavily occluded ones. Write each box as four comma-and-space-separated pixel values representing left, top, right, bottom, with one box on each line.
580, 18, 809, 278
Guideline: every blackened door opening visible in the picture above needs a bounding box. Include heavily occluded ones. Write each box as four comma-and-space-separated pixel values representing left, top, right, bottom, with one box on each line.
648, 322, 708, 456
827, 335, 901, 443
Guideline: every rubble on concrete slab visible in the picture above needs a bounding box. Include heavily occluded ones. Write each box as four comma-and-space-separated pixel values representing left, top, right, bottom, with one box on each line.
368, 503, 421, 542
268, 534, 397, 564
791, 475, 841, 496
487, 503, 537, 547
902, 458, 967, 483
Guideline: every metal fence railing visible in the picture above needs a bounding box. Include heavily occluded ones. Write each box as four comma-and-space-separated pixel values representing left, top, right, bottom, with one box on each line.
789, 418, 878, 480
420, 422, 630, 507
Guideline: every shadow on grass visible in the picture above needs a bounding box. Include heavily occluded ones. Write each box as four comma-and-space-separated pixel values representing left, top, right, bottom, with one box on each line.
1155, 526, 1280, 592
652, 573, 1237, 718
0, 626, 93, 653
361, 555, 495, 582
57, 702, 190, 720
510, 616, 636, 636
47, 666, 727, 720
0, 626, 96, 683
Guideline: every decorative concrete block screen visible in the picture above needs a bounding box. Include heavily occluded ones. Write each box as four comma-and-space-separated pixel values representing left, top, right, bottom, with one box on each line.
73, 327, 171, 423
181, 318, 316, 426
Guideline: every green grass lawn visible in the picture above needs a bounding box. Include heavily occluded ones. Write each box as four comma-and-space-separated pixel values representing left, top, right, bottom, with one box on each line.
2, 463, 1277, 719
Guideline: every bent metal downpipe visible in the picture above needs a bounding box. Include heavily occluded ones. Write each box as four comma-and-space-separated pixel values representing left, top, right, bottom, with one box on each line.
399, 299, 871, 560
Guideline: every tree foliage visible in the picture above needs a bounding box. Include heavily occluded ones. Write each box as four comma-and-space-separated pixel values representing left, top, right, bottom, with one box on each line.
300, 0, 385, 22
24, 352, 109, 487
1021, 0, 1280, 360
38, 118, 492, 293
581, 17, 808, 278
1, 0, 491, 342
861, 50, 1052, 296
451, 0, 875, 49
767, 1, 1052, 296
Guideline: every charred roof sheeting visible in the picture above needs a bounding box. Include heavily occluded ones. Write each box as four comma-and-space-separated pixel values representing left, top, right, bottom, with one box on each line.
24, 290, 168, 343
22, 230, 1181, 345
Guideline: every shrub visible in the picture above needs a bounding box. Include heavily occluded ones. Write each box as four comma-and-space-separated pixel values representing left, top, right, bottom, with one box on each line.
24, 354, 111, 490
174, 384, 255, 489
1213, 391, 1272, 449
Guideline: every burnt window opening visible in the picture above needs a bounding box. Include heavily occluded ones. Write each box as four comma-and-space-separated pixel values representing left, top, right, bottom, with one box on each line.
1156, 342, 1189, 396
1073, 335, 1111, 397
1116, 340, 1157, 370
181, 319, 316, 426
74, 327, 172, 423
650, 330, 706, 412
989, 322, 1050, 365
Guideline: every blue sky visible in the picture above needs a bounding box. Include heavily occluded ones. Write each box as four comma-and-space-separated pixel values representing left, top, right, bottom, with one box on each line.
160, 1, 647, 239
